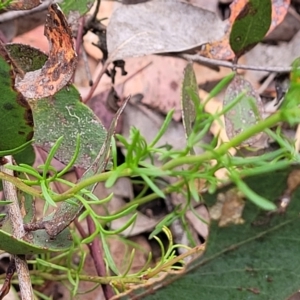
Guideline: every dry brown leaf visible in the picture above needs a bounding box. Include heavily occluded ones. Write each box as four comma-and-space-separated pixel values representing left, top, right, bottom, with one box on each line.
6, 0, 41, 10
122, 56, 186, 121
108, 236, 151, 275
209, 189, 245, 227
244, 30, 300, 84
15, 4, 77, 99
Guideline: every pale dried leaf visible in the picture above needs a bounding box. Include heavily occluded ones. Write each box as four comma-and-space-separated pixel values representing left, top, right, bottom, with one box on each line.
185, 206, 209, 239
123, 55, 186, 121
244, 30, 300, 82
107, 0, 227, 60
122, 102, 186, 158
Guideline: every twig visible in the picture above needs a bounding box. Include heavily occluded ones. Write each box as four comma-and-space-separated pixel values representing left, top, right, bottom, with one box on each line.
83, 58, 112, 103
181, 53, 293, 73
73, 168, 114, 299
75, 17, 85, 58
91, 0, 101, 23
257, 72, 277, 95
87, 216, 114, 299
81, 45, 93, 86
14, 256, 33, 300
74, 209, 114, 299
0, 156, 34, 300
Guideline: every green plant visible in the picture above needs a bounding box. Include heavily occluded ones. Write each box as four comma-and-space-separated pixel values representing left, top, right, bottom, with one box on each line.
0, 0, 299, 299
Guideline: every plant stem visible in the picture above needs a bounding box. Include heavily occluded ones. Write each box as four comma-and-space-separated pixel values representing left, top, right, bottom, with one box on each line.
37, 110, 288, 206
87, 215, 114, 299
161, 111, 283, 170
0, 171, 41, 198
182, 53, 295, 73
26, 271, 144, 285
1, 156, 34, 300
0, 109, 296, 209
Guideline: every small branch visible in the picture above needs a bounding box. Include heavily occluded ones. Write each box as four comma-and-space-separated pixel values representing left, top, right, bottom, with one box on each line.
87, 216, 114, 299
74, 168, 114, 299
0, 156, 34, 300
1, 157, 25, 238
83, 58, 112, 103
181, 54, 292, 73
91, 0, 101, 23
14, 256, 33, 300
0, 259, 15, 299
0, 171, 41, 198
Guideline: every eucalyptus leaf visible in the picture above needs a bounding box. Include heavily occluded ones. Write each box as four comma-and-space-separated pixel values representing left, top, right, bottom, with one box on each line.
114, 168, 300, 300
223, 74, 264, 147
6, 43, 107, 169
40, 98, 129, 237
0, 42, 33, 153
229, 0, 272, 58
181, 63, 199, 154
107, 0, 226, 60
0, 227, 72, 255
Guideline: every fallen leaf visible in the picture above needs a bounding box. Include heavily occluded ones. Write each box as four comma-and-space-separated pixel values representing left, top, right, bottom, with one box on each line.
123, 56, 187, 121
244, 30, 300, 83
200, 0, 290, 60
229, 0, 272, 58
185, 205, 209, 239
6, 0, 41, 10
107, 0, 227, 60
15, 4, 77, 99
116, 168, 300, 300
181, 63, 199, 149
223, 74, 265, 146
0, 43, 33, 152
108, 236, 151, 275
209, 188, 245, 227
121, 101, 186, 160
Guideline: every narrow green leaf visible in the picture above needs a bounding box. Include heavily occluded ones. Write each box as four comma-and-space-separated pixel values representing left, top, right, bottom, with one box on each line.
140, 174, 165, 198
149, 110, 174, 148
235, 179, 276, 210
41, 181, 57, 207
0, 201, 12, 205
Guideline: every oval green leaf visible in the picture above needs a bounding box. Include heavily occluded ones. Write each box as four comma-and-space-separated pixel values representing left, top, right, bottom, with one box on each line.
229, 0, 272, 58
223, 74, 264, 146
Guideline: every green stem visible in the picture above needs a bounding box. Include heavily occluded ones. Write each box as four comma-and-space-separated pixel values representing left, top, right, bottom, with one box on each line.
0, 109, 294, 206
53, 111, 283, 203
52, 168, 133, 202
0, 171, 41, 198
162, 111, 282, 170
12, 271, 144, 285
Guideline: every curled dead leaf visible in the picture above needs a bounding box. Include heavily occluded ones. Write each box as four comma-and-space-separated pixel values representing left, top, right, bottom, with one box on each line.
15, 4, 77, 99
